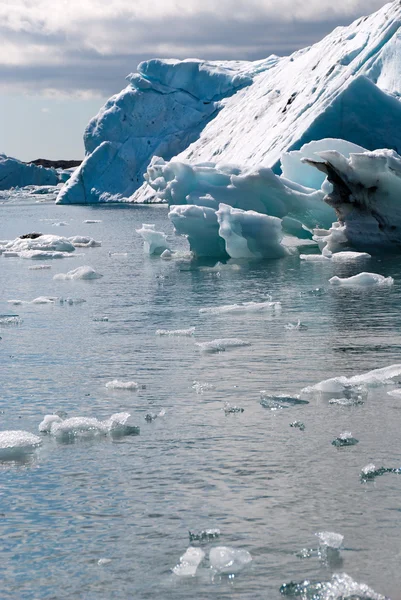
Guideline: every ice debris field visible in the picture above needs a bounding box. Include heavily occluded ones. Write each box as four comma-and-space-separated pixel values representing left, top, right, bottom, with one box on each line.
4, 2, 401, 599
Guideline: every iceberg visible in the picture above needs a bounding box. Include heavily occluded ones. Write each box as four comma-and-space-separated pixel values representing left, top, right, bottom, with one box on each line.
38, 412, 139, 439
169, 205, 227, 259
0, 154, 59, 190
172, 547, 205, 577
57, 3, 401, 208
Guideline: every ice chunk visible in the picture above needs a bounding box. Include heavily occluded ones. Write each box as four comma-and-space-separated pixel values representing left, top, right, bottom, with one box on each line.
196, 338, 251, 353
329, 397, 365, 406
52, 222, 68, 227
160, 249, 172, 259
0, 430, 42, 461
53, 266, 103, 280
28, 265, 52, 270
39, 412, 139, 439
209, 546, 252, 575
189, 529, 220, 543
329, 272, 394, 287
31, 296, 58, 304
97, 558, 112, 566
216, 203, 291, 260
93, 316, 108, 322
172, 547, 205, 577
280, 573, 387, 599
0, 234, 75, 256
0, 315, 22, 326
290, 421, 305, 431
156, 327, 195, 336
302, 364, 401, 399
136, 224, 170, 255
67, 235, 101, 248
260, 392, 309, 410
316, 531, 344, 551
192, 381, 215, 394
332, 432, 359, 447
145, 409, 165, 422
169, 205, 227, 259
387, 389, 401, 397
285, 320, 307, 331
105, 380, 139, 390
200, 301, 281, 315
84, 220, 102, 223
331, 251, 371, 262
300, 253, 331, 262
223, 402, 244, 414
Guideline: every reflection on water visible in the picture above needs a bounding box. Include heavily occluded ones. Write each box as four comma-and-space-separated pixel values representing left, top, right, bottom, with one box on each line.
1, 198, 401, 598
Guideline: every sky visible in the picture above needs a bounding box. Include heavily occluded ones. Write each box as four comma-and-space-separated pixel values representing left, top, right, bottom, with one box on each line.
0, 0, 390, 161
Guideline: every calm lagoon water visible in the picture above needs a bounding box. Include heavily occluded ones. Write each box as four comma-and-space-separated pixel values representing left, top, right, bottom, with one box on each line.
1, 195, 401, 599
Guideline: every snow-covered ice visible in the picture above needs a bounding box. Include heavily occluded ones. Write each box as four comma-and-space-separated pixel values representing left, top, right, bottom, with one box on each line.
329, 272, 394, 287
172, 547, 205, 577
53, 266, 103, 281
0, 430, 42, 461
209, 546, 252, 575
196, 338, 251, 353
105, 380, 139, 391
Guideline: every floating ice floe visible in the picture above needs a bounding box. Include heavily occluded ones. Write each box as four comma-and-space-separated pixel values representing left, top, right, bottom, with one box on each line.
172, 547, 205, 577
209, 546, 252, 575
28, 265, 52, 270
280, 572, 387, 599
52, 222, 68, 227
0, 315, 22, 325
316, 531, 344, 551
97, 558, 112, 566
332, 431, 359, 447
301, 364, 401, 399
329, 397, 365, 407
136, 224, 170, 255
0, 430, 42, 461
223, 402, 244, 414
329, 272, 394, 287
300, 250, 371, 262
93, 316, 109, 322
39, 412, 139, 439
84, 220, 102, 223
260, 392, 309, 410
199, 300, 281, 315
105, 380, 139, 391
54, 266, 103, 280
360, 463, 401, 482
196, 338, 251, 353
387, 389, 401, 397
192, 381, 215, 394
144, 409, 166, 422
156, 327, 195, 336
189, 529, 220, 543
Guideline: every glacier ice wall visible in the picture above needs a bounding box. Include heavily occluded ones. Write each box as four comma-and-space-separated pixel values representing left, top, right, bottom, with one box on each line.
0, 154, 59, 190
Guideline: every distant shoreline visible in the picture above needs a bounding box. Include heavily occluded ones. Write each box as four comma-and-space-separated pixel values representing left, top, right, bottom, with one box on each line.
26, 159, 81, 169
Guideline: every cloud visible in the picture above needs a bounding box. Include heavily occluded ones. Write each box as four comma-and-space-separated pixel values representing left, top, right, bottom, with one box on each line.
0, 0, 390, 96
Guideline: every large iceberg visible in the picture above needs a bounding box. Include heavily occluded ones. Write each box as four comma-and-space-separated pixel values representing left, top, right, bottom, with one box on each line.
56, 2, 401, 206
0, 154, 59, 190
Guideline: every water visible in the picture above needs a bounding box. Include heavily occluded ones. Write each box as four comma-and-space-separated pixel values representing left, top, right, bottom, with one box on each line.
2, 196, 401, 598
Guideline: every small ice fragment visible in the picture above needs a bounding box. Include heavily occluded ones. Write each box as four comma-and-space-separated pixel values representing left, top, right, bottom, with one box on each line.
160, 249, 172, 259
0, 430, 42, 461
300, 253, 331, 261
316, 531, 344, 550
192, 381, 215, 394
105, 380, 138, 391
39, 414, 63, 432
172, 547, 205, 577
29, 265, 52, 270
199, 301, 281, 315
189, 529, 220, 543
52, 222, 68, 226
136, 224, 170, 255
54, 266, 103, 280
93, 316, 109, 322
290, 421, 305, 431
305, 287, 326, 297
332, 431, 359, 447
40, 411, 139, 439
84, 220, 102, 224
285, 320, 307, 331
329, 272, 394, 287
223, 402, 244, 414
295, 548, 315, 559
387, 389, 401, 397
196, 338, 250, 353
68, 236, 101, 248
280, 573, 386, 599
209, 546, 252, 575
156, 327, 195, 336
31, 296, 57, 304
260, 393, 309, 410
329, 397, 364, 406
97, 558, 111, 566
145, 413, 157, 422
0, 315, 22, 325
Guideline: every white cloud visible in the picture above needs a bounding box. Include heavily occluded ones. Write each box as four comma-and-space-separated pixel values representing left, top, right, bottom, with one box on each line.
0, 0, 390, 95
